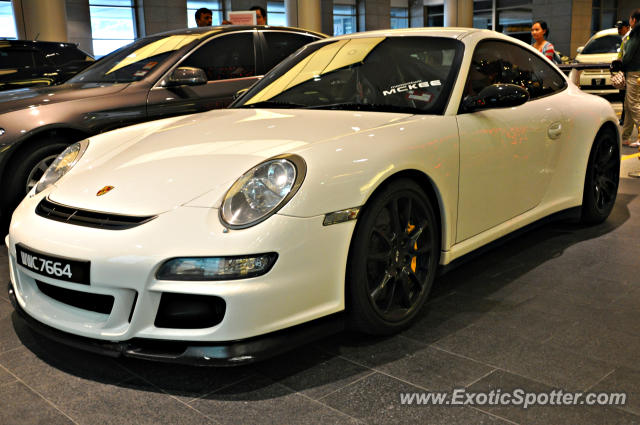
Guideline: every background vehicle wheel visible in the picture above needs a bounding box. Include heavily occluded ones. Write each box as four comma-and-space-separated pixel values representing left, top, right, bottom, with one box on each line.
1, 137, 70, 226
346, 179, 440, 335
580, 129, 619, 224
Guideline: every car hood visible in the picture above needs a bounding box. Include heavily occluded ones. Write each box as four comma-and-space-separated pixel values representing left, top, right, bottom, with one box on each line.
0, 83, 129, 114
574, 52, 618, 63
48, 108, 413, 215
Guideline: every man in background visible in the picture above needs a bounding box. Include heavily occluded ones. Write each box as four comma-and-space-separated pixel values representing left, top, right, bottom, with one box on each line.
617, 19, 631, 125
195, 7, 213, 27
250, 5, 267, 25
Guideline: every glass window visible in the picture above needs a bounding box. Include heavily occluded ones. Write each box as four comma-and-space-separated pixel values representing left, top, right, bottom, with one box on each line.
497, 9, 531, 43
39, 45, 92, 67
473, 0, 492, 29
390, 7, 409, 29
582, 34, 621, 54
235, 36, 464, 115
187, 1, 223, 27
592, 0, 617, 33
69, 33, 205, 84
426, 5, 444, 27
466, 40, 566, 102
267, 1, 286, 26
262, 32, 319, 71
89, 0, 136, 58
0, 49, 35, 69
180, 33, 255, 81
0, 1, 17, 39
334, 2, 357, 35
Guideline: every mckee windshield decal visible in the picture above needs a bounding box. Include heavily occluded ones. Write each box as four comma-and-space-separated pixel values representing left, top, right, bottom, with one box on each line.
383, 80, 441, 96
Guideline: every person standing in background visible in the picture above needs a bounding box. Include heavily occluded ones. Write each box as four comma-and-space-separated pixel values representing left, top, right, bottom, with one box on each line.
621, 9, 640, 147
531, 20, 557, 62
195, 8, 212, 27
616, 19, 630, 126
250, 6, 267, 25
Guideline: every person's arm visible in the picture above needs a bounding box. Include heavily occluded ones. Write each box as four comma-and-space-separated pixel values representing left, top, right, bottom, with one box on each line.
542, 42, 555, 61
622, 35, 637, 70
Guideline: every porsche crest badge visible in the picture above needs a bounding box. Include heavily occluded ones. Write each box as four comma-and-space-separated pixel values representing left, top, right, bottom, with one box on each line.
96, 185, 115, 196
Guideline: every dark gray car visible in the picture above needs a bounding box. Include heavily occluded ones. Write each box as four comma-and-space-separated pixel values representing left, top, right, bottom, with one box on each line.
0, 25, 325, 228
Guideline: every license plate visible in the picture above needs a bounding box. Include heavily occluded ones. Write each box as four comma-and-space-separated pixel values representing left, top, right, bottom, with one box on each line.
16, 244, 90, 285
592, 78, 606, 86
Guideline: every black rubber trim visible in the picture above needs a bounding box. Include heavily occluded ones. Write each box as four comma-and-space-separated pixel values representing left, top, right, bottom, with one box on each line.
36, 198, 157, 230
8, 283, 344, 366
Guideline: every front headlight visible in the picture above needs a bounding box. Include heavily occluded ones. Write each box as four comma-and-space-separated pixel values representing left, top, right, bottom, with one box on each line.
35, 140, 89, 194
220, 154, 306, 228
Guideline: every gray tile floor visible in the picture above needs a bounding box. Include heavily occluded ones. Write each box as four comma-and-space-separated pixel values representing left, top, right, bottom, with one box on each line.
1, 165, 639, 425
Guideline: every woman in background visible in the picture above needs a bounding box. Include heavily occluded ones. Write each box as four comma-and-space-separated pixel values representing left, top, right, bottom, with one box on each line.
531, 20, 556, 62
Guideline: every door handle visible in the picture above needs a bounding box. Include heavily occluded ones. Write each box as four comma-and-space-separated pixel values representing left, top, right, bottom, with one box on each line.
548, 122, 562, 139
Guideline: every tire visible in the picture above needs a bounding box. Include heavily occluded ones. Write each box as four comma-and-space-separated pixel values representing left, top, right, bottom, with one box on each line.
580, 129, 619, 225
1, 137, 70, 223
346, 179, 440, 335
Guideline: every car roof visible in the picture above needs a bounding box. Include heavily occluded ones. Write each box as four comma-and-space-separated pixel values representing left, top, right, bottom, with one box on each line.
148, 25, 327, 40
329, 26, 486, 41
0, 39, 81, 48
590, 28, 620, 39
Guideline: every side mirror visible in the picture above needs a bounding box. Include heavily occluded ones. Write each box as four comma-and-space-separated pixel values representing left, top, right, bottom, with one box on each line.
462, 84, 529, 112
166, 67, 207, 87
576, 46, 584, 54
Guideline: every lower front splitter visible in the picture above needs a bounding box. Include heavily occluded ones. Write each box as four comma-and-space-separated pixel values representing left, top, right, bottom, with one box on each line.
8, 283, 344, 366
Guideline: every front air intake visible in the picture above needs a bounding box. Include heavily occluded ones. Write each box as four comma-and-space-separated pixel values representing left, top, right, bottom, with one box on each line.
35, 280, 114, 315
36, 198, 156, 230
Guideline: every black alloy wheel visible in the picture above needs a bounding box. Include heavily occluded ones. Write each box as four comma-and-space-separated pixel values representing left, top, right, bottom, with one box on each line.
347, 179, 439, 335
581, 129, 619, 224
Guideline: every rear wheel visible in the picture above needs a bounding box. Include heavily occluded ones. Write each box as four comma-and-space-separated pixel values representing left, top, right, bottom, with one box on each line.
346, 179, 439, 335
580, 129, 619, 224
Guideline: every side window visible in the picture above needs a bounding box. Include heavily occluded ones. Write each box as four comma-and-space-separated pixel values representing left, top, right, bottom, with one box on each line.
466, 40, 566, 101
41, 46, 92, 68
32, 50, 50, 68
180, 33, 255, 81
262, 32, 319, 71
0, 49, 35, 69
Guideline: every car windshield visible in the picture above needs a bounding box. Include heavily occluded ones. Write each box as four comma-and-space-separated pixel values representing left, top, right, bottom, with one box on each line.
233, 36, 464, 114
67, 32, 213, 84
582, 34, 621, 54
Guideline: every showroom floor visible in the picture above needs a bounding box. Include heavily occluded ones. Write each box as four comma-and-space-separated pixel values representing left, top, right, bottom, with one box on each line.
1, 155, 639, 425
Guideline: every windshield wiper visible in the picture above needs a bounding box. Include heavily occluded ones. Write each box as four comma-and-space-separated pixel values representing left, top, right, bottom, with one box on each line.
239, 100, 307, 109
304, 103, 420, 114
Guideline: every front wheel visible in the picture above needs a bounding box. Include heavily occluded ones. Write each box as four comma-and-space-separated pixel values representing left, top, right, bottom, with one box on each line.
580, 129, 619, 224
1, 138, 70, 226
346, 179, 440, 335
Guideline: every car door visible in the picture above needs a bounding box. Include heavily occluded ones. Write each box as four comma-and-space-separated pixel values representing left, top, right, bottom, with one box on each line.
146, 31, 259, 119
455, 40, 568, 242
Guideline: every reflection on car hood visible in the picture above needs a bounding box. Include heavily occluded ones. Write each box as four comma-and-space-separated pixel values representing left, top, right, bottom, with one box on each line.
0, 83, 129, 114
48, 108, 412, 215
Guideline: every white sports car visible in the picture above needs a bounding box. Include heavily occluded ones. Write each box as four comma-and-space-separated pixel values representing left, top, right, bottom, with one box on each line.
5, 28, 620, 365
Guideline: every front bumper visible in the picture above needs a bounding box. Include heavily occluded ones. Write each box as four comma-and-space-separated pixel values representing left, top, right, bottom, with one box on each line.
8, 283, 344, 365
7, 192, 355, 355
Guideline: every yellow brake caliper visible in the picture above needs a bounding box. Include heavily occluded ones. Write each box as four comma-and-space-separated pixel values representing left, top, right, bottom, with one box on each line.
407, 223, 417, 272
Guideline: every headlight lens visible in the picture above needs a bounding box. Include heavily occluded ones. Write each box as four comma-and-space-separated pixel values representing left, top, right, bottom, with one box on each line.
156, 253, 278, 281
220, 155, 306, 228
35, 140, 89, 194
